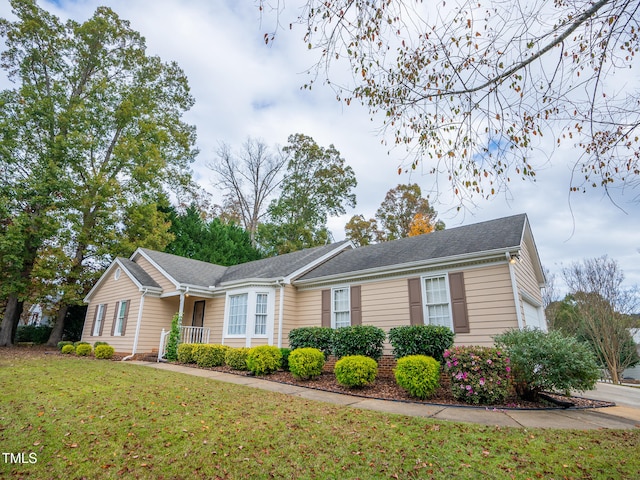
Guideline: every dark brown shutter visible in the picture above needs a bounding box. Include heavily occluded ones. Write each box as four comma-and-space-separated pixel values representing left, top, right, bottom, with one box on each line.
350, 286, 362, 326
120, 300, 130, 336
449, 272, 470, 334
407, 278, 424, 326
110, 303, 118, 336
321, 290, 331, 327
90, 306, 99, 337
99, 306, 106, 336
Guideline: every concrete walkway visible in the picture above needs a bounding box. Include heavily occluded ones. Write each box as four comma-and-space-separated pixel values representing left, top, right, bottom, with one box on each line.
129, 361, 640, 430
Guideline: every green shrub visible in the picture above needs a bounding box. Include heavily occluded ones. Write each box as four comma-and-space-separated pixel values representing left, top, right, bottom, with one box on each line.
394, 355, 441, 399
16, 325, 53, 344
443, 346, 511, 405
177, 343, 197, 364
94, 344, 115, 359
246, 345, 282, 375
75, 344, 93, 356
225, 347, 250, 371
494, 329, 600, 400
57, 341, 74, 351
288, 348, 325, 380
388, 325, 455, 362
289, 327, 335, 358
334, 355, 378, 388
61, 344, 75, 355
193, 344, 229, 368
165, 314, 181, 361
73, 341, 90, 347
280, 348, 292, 371
331, 325, 386, 361
93, 341, 110, 348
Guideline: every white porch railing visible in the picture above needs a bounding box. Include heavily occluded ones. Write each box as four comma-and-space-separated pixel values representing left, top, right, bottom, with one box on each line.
157, 326, 211, 362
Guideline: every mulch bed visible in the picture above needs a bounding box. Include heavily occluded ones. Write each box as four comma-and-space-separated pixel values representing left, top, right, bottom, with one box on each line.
1, 346, 615, 410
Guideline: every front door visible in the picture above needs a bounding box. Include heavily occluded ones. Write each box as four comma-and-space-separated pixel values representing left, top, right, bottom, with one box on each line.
192, 300, 205, 328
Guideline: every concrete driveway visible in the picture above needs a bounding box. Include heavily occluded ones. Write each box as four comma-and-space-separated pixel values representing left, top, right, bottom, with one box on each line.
579, 382, 640, 407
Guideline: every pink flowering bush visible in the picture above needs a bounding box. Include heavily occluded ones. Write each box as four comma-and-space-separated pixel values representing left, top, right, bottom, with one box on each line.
443, 346, 511, 405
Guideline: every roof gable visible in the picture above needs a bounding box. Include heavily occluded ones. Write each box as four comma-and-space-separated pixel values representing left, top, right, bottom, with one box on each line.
84, 257, 162, 302
296, 214, 529, 282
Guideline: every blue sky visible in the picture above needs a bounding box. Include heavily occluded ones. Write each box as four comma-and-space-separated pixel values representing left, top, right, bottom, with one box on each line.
1, 0, 639, 296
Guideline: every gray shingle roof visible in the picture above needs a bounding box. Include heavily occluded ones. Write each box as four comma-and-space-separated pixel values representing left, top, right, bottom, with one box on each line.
138, 249, 228, 287
219, 241, 351, 285
296, 214, 528, 281
118, 258, 162, 289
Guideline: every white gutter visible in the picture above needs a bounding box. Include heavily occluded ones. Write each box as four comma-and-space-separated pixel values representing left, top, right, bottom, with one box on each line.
506, 252, 524, 330
277, 281, 285, 348
123, 288, 148, 361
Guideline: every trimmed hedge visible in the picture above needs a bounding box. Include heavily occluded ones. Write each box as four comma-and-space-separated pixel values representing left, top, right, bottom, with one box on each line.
57, 341, 74, 351
193, 344, 229, 368
288, 348, 325, 380
61, 345, 75, 355
177, 343, 197, 364
444, 346, 512, 405
394, 355, 440, 399
331, 325, 386, 361
225, 347, 250, 371
95, 345, 115, 359
75, 344, 93, 356
280, 348, 291, 372
16, 325, 53, 344
93, 341, 110, 348
288, 327, 335, 358
334, 355, 378, 388
388, 325, 455, 362
246, 345, 282, 375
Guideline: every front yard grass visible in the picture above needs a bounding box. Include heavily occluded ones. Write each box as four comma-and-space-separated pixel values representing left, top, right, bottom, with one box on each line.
1, 354, 639, 479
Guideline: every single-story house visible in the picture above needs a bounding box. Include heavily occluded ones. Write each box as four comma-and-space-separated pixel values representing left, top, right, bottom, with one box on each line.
80, 213, 546, 358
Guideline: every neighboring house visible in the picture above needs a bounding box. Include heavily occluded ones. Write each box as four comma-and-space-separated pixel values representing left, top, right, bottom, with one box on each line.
80, 214, 546, 357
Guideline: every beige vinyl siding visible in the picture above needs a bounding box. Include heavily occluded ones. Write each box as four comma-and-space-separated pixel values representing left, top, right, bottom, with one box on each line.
134, 256, 176, 292
223, 338, 248, 348
202, 296, 225, 344
280, 284, 304, 348
455, 264, 519, 347
514, 240, 545, 330
81, 268, 138, 353
133, 295, 179, 353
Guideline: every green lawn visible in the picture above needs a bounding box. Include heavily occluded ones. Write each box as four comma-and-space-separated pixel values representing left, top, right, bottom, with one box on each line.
1, 354, 639, 479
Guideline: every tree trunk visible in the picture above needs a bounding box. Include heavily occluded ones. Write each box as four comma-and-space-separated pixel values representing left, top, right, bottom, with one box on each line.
0, 295, 24, 346
47, 304, 68, 347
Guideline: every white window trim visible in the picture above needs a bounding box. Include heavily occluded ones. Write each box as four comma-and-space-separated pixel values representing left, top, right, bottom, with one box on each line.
421, 272, 454, 330
93, 304, 106, 336
222, 287, 275, 347
331, 286, 351, 329
113, 300, 127, 336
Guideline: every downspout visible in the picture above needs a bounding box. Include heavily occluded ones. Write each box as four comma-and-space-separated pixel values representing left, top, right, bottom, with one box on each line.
123, 289, 148, 361
506, 252, 524, 330
277, 281, 285, 348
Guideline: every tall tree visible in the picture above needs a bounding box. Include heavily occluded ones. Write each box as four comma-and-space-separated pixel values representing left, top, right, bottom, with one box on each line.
0, 1, 197, 346
208, 138, 287, 246
165, 204, 262, 265
344, 214, 379, 247
264, 0, 640, 202
559, 256, 640, 383
260, 133, 357, 254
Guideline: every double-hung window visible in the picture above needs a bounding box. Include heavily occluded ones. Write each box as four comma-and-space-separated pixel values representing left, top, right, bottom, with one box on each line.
113, 300, 128, 336
227, 294, 248, 335
92, 304, 106, 336
332, 287, 351, 328
424, 276, 451, 327
254, 293, 268, 336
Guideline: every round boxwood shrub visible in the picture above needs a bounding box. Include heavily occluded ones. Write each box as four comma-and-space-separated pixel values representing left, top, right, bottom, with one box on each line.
193, 344, 229, 368
94, 345, 115, 359
75, 343, 93, 356
280, 348, 292, 372
494, 328, 600, 400
225, 347, 250, 371
331, 325, 386, 361
288, 348, 325, 380
334, 355, 378, 388
177, 343, 197, 364
61, 344, 75, 355
394, 355, 441, 399
93, 341, 110, 348
246, 345, 282, 375
57, 341, 74, 351
444, 346, 511, 405
388, 325, 455, 362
